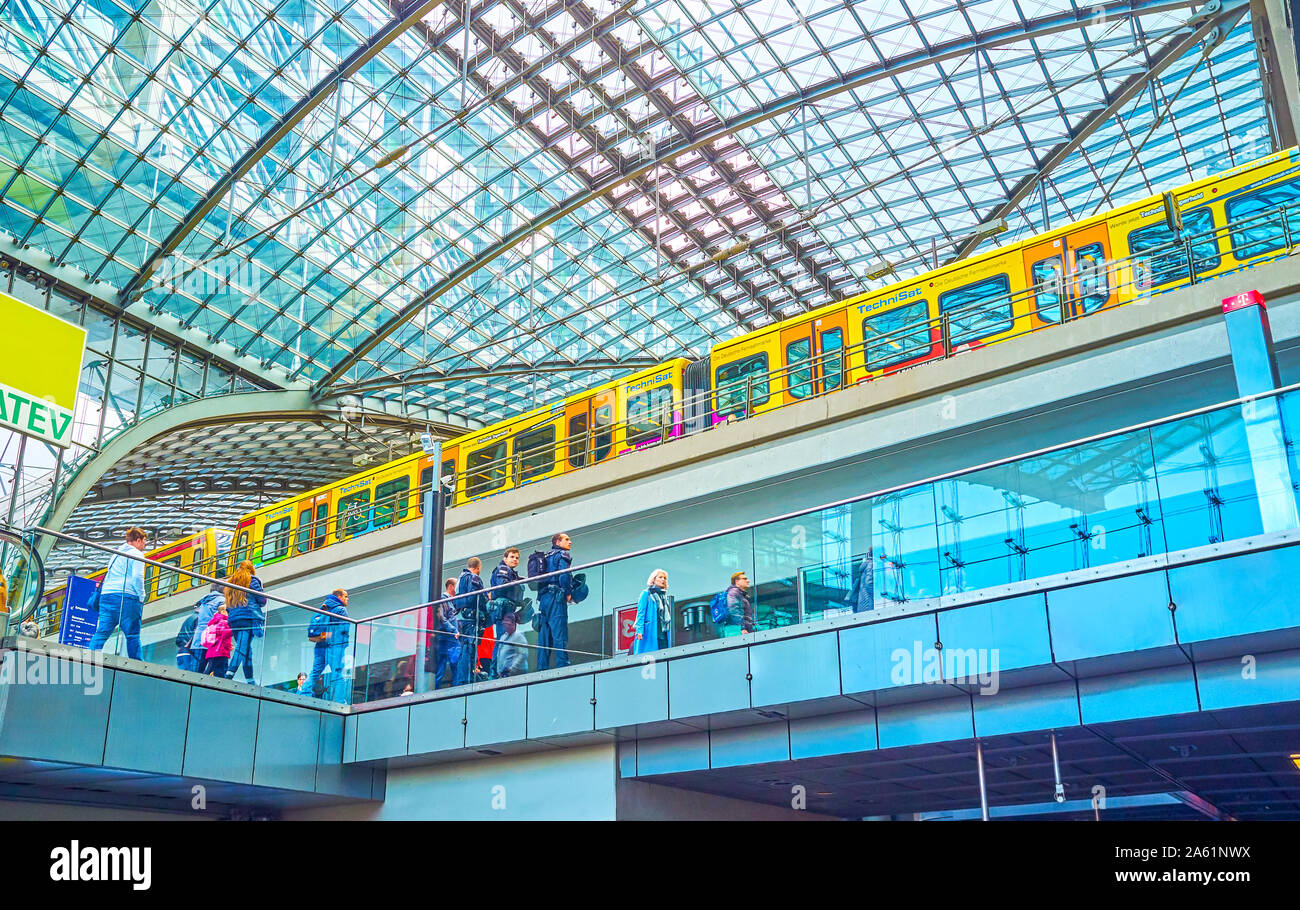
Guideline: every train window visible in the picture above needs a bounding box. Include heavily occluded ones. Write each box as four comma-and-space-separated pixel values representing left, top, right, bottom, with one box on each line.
593, 406, 614, 462
155, 555, 183, 598
467, 441, 509, 496
417, 467, 433, 514
373, 477, 411, 529
514, 424, 557, 482
821, 328, 844, 391
785, 337, 813, 399
939, 274, 1012, 346
1226, 180, 1300, 260
1128, 207, 1219, 287
335, 491, 371, 538
568, 413, 589, 468
191, 547, 205, 585
313, 503, 328, 549
627, 385, 674, 445
296, 508, 313, 555
1031, 257, 1064, 322
863, 301, 931, 369
1073, 243, 1108, 313
234, 530, 250, 567
441, 458, 455, 496
714, 354, 770, 417
144, 563, 155, 599
264, 518, 292, 561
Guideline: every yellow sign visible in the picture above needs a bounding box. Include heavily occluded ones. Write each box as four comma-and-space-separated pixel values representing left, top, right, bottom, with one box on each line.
0, 292, 86, 448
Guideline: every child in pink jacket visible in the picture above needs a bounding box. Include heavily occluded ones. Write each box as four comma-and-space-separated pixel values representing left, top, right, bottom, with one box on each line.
202, 604, 234, 678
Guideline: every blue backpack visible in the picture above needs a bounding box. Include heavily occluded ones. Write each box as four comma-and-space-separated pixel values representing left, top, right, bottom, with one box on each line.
709, 590, 729, 624
308, 611, 329, 641
527, 550, 548, 591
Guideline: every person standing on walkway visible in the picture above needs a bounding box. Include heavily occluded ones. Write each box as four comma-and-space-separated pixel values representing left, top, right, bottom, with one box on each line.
724, 571, 755, 634
88, 527, 148, 659
536, 532, 574, 670
307, 589, 351, 701
631, 569, 672, 655
453, 558, 486, 685
224, 560, 267, 684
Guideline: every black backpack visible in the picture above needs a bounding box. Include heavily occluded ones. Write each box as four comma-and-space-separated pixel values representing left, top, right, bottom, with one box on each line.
527, 550, 548, 591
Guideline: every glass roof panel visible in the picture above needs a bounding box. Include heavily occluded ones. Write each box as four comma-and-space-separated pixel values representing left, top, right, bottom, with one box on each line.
0, 0, 1285, 425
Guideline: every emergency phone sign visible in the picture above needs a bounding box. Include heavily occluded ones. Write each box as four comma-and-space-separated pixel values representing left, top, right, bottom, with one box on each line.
615, 605, 637, 654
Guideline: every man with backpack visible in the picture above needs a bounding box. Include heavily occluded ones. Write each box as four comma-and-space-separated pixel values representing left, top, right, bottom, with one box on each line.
489, 548, 526, 629
307, 589, 351, 701
710, 571, 755, 637
534, 533, 574, 670
454, 558, 486, 685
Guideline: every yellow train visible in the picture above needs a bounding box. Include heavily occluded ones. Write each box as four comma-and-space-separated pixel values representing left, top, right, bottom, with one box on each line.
51, 147, 1300, 594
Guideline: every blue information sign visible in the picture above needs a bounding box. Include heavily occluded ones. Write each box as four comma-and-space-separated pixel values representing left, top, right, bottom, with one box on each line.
58, 575, 99, 647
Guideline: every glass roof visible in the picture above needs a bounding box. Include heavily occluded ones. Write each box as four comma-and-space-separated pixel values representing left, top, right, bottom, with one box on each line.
0, 0, 1280, 424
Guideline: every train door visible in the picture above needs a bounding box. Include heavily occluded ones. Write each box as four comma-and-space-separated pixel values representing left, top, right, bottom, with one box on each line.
293, 491, 332, 557
778, 311, 848, 404
418, 448, 458, 509
566, 391, 616, 468
1023, 223, 1115, 326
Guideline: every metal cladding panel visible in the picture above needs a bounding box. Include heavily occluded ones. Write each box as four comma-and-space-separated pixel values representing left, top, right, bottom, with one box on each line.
1078, 665, 1200, 724
354, 705, 410, 762
1196, 648, 1300, 711
667, 648, 750, 719
182, 687, 260, 784
594, 665, 669, 729
103, 670, 189, 775
617, 740, 636, 778
971, 680, 1080, 738
253, 700, 323, 791
408, 696, 466, 755
839, 613, 939, 696
938, 593, 1050, 673
343, 713, 358, 764
466, 686, 528, 747
709, 721, 790, 768
528, 675, 595, 739
789, 710, 877, 760
1047, 570, 1175, 661
876, 694, 974, 749
750, 633, 840, 708
0, 657, 113, 766
1169, 547, 1300, 643
317, 714, 374, 798
635, 730, 709, 776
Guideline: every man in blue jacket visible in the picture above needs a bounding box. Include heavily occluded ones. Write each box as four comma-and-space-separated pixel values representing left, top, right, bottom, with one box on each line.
489, 548, 526, 629
308, 589, 351, 702
453, 558, 485, 685
536, 532, 573, 671
88, 527, 148, 659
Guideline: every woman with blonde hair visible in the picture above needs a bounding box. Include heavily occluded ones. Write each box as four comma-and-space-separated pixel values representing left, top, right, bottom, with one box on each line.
224, 560, 267, 684
630, 568, 672, 655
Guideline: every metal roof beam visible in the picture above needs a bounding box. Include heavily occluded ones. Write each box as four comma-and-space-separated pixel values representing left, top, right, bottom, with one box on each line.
948, 1, 1246, 262
117, 0, 452, 307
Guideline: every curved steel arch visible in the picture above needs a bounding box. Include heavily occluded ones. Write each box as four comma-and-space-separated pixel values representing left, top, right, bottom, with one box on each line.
36, 390, 464, 560
307, 0, 1224, 396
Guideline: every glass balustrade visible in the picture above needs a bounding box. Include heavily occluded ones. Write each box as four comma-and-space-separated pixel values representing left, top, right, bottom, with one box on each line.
18, 384, 1300, 710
